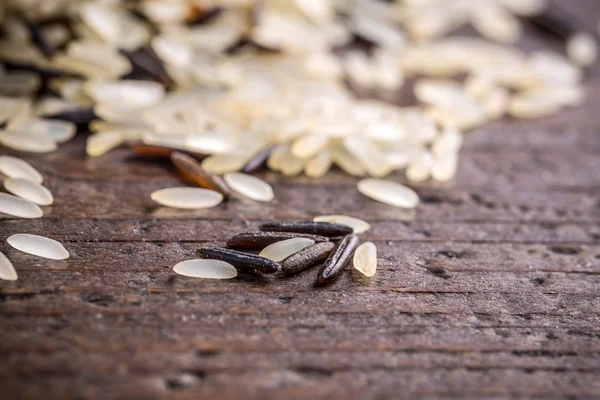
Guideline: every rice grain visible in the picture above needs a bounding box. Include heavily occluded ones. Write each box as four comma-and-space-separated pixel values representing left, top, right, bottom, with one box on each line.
18, 119, 76, 143
567, 33, 598, 67
170, 152, 231, 199
353, 242, 377, 277
260, 221, 353, 237
7, 234, 69, 260
316, 234, 359, 286
197, 247, 279, 275
0, 131, 58, 153
305, 150, 332, 178
0, 252, 18, 281
151, 187, 223, 209
227, 231, 329, 250
224, 172, 274, 202
86, 131, 125, 157
0, 251, 18, 281
259, 238, 316, 262
358, 178, 419, 209
4, 178, 54, 206
313, 215, 370, 234
281, 241, 336, 275
173, 259, 237, 279
0, 193, 43, 218
0, 156, 43, 183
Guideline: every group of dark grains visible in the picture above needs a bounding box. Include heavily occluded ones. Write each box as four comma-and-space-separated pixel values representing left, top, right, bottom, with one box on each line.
195, 221, 360, 286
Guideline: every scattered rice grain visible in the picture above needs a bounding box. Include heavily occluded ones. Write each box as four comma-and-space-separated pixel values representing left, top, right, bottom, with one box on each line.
259, 238, 316, 262
7, 234, 69, 260
173, 259, 237, 279
313, 215, 370, 234
4, 178, 53, 206
224, 172, 274, 202
353, 242, 377, 277
151, 187, 223, 209
0, 156, 43, 183
358, 178, 419, 209
0, 251, 18, 281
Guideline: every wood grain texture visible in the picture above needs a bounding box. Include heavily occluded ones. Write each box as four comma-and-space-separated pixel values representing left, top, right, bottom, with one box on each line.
1, 2, 600, 398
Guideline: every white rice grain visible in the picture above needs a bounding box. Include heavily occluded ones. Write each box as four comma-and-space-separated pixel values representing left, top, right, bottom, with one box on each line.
4, 178, 53, 206
353, 242, 377, 277
305, 150, 332, 178
259, 238, 315, 262
0, 131, 58, 153
86, 131, 125, 157
431, 152, 459, 182
224, 172, 274, 202
0, 156, 43, 183
201, 153, 248, 174
406, 151, 433, 183
567, 33, 598, 67
151, 187, 223, 209
432, 128, 463, 156
357, 178, 419, 209
173, 259, 237, 279
0, 193, 43, 218
18, 119, 76, 143
291, 134, 329, 159
0, 251, 17, 281
7, 234, 69, 260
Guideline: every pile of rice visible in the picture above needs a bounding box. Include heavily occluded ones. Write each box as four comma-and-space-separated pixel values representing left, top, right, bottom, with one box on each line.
0, 0, 596, 185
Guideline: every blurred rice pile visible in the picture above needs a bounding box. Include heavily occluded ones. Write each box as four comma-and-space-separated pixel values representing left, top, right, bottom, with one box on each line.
0, 0, 596, 182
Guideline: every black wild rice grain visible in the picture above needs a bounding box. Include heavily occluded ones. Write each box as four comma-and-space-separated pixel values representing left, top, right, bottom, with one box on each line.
227, 231, 329, 250
315, 234, 359, 286
197, 247, 279, 275
281, 241, 335, 275
259, 221, 353, 238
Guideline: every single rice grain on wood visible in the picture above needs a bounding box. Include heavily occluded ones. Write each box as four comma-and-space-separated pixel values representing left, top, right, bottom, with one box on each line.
313, 215, 370, 234
224, 172, 274, 202
0, 251, 18, 281
259, 238, 316, 262
3, 178, 53, 206
353, 242, 377, 277
0, 156, 43, 183
173, 259, 237, 279
7, 234, 69, 260
0, 193, 43, 218
151, 187, 223, 209
357, 178, 419, 209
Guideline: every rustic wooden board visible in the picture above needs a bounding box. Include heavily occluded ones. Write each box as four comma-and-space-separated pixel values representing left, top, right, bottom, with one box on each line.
1, 1, 600, 399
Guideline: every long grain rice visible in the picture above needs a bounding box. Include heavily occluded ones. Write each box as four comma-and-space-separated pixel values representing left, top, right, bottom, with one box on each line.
259, 238, 316, 262
151, 187, 223, 209
313, 215, 370, 234
0, 131, 58, 153
173, 259, 237, 279
357, 178, 419, 209
224, 172, 274, 202
86, 131, 125, 157
0, 156, 43, 183
7, 234, 69, 260
0, 193, 43, 218
4, 178, 54, 206
567, 33, 598, 67
0, 251, 18, 281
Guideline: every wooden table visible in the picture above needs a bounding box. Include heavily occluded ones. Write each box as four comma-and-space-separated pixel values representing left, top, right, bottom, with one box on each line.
1, 2, 599, 399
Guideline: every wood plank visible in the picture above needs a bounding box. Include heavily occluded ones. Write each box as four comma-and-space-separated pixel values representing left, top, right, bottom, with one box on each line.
1, 174, 599, 222
1, 218, 598, 242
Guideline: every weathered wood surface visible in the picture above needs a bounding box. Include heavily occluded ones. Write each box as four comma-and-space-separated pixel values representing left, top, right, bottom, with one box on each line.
1, 2, 600, 399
